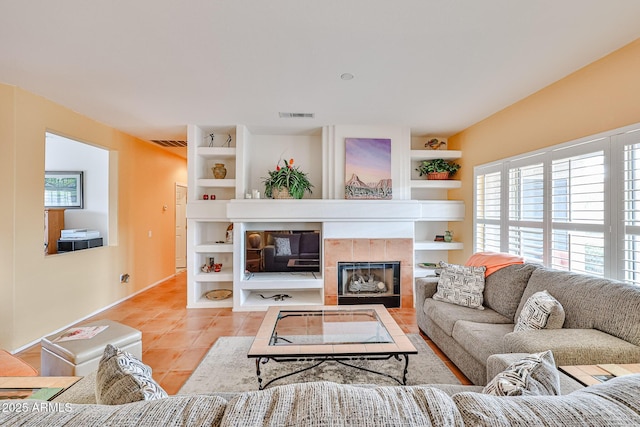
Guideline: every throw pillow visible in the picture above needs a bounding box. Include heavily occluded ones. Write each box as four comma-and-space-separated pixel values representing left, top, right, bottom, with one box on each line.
96, 344, 168, 405
465, 252, 524, 277
274, 237, 292, 256
433, 261, 486, 310
514, 290, 565, 331
482, 350, 561, 396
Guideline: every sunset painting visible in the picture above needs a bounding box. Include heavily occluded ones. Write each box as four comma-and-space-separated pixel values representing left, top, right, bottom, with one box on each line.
345, 138, 392, 199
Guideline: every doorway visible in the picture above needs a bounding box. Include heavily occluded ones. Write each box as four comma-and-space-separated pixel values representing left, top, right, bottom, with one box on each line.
175, 184, 187, 271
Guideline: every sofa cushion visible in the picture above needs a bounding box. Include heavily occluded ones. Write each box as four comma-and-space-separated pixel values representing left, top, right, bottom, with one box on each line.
465, 252, 524, 277
299, 232, 319, 254
452, 321, 514, 365
453, 374, 640, 426
96, 344, 168, 405
0, 349, 38, 376
518, 267, 640, 346
514, 290, 565, 331
482, 263, 538, 321
424, 299, 512, 337
220, 381, 464, 427
0, 395, 228, 427
503, 328, 640, 366
433, 262, 486, 310
482, 350, 560, 396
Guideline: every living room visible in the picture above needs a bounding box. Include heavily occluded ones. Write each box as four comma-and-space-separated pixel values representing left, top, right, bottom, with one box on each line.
2, 2, 640, 424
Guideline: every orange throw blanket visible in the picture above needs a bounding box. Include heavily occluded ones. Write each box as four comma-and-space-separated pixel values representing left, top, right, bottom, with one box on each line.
465, 252, 524, 277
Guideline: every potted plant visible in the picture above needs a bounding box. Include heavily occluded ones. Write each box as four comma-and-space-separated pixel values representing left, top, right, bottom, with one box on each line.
262, 158, 313, 199
416, 158, 461, 180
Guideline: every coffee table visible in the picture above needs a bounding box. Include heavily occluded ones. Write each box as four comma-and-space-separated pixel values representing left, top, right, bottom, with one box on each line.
248, 304, 417, 389
0, 376, 82, 400
558, 363, 640, 386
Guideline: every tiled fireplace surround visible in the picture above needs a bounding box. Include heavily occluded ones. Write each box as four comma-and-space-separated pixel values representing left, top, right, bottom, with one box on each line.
323, 238, 414, 308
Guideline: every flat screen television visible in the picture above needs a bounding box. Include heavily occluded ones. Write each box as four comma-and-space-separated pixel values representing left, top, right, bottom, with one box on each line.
245, 230, 321, 273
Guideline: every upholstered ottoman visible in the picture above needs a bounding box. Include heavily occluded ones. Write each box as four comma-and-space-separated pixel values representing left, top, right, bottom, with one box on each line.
41, 320, 142, 376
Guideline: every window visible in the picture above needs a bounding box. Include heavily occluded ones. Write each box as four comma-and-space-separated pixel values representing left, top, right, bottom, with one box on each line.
622, 131, 640, 285
475, 169, 501, 253
474, 126, 640, 285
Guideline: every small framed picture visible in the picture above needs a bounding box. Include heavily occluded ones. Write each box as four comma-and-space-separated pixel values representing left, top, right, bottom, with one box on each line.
434, 235, 445, 242
45, 171, 84, 209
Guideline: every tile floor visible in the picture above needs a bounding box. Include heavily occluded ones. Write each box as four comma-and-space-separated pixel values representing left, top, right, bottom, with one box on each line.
16, 271, 471, 394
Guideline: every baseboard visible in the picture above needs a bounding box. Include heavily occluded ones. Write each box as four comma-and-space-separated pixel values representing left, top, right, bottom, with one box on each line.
12, 273, 177, 354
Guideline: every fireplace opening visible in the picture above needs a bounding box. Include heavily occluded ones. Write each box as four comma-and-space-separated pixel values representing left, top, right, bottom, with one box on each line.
337, 261, 401, 308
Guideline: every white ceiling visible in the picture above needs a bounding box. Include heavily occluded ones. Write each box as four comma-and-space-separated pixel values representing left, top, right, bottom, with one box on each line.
2, 0, 640, 157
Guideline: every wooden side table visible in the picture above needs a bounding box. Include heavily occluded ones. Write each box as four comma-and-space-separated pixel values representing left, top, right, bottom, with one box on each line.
558, 364, 640, 386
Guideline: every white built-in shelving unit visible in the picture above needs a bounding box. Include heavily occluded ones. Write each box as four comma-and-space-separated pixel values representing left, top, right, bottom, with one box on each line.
187, 126, 465, 309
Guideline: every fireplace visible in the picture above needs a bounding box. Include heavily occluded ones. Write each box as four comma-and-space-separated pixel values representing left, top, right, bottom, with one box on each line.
337, 261, 401, 308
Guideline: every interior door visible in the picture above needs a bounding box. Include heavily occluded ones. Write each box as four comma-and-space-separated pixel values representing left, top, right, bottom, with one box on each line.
175, 184, 187, 269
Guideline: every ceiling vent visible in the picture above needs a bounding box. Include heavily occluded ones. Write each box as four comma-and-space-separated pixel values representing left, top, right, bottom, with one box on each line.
279, 112, 315, 119
150, 140, 187, 147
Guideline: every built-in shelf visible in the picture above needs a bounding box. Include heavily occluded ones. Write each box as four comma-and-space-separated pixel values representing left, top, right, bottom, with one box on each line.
196, 147, 237, 158
240, 273, 323, 291
194, 271, 234, 282
410, 150, 461, 160
237, 290, 324, 311
194, 242, 233, 253
410, 180, 461, 189
414, 241, 464, 251
197, 179, 237, 188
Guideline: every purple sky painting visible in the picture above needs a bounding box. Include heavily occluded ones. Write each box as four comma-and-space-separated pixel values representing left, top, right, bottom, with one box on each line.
345, 138, 391, 184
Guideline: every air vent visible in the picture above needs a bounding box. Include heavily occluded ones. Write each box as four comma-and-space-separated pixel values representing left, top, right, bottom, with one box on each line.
150, 140, 187, 147
279, 112, 315, 119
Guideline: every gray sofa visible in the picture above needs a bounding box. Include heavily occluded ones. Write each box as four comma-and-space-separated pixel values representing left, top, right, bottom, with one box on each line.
1, 372, 639, 426
416, 263, 640, 385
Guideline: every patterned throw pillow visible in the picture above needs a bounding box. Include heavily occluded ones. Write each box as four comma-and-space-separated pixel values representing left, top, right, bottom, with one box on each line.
515, 290, 565, 331
482, 350, 561, 396
433, 262, 486, 310
96, 344, 168, 405
274, 237, 292, 256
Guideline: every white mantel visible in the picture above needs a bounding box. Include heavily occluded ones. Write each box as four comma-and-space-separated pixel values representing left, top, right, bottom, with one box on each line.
187, 199, 465, 222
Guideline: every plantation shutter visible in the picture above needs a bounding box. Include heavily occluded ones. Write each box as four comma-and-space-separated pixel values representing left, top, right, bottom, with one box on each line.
551, 147, 606, 276
475, 170, 502, 252
623, 133, 640, 286
508, 163, 544, 262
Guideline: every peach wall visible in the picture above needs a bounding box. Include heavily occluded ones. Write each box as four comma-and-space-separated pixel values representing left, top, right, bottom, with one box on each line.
447, 38, 640, 264
324, 238, 413, 308
1, 84, 187, 351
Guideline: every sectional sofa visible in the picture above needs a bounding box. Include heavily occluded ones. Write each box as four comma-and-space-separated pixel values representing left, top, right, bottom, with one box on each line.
1, 373, 639, 426
416, 263, 640, 385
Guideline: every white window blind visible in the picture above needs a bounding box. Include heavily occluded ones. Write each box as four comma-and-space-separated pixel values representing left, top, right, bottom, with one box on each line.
508, 163, 544, 262
623, 137, 640, 285
551, 150, 605, 276
475, 171, 501, 253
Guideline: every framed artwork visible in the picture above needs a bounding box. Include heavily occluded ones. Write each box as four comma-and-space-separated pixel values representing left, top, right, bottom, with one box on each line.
345, 138, 392, 199
45, 171, 84, 209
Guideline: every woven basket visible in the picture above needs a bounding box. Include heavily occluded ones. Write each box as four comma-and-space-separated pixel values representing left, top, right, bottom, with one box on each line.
427, 171, 450, 180
272, 187, 294, 199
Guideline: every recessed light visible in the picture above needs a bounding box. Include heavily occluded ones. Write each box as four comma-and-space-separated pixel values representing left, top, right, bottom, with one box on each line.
340, 73, 354, 81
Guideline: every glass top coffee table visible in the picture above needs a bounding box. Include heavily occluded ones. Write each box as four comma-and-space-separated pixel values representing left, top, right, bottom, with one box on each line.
248, 304, 417, 389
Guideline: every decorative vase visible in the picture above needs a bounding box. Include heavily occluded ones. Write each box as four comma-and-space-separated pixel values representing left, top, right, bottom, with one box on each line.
444, 231, 453, 242
427, 171, 450, 180
212, 163, 227, 179
272, 187, 294, 199
248, 232, 262, 249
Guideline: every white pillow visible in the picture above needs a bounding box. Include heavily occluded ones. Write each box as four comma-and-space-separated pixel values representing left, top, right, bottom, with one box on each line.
515, 290, 565, 331
433, 261, 486, 310
274, 237, 292, 256
482, 350, 561, 396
